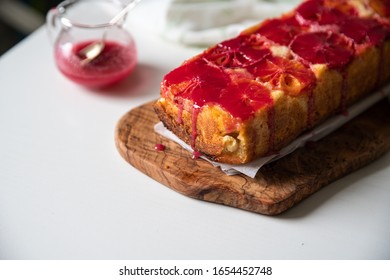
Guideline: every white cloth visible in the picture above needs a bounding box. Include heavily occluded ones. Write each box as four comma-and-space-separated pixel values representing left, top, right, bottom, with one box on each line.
160, 0, 300, 46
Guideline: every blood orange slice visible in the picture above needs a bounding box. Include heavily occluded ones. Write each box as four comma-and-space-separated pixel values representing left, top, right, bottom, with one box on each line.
204, 35, 271, 68
162, 59, 229, 101
222, 80, 273, 120
340, 17, 389, 46
295, 0, 356, 26
249, 56, 316, 96
163, 59, 273, 121
290, 32, 354, 69
254, 16, 305, 46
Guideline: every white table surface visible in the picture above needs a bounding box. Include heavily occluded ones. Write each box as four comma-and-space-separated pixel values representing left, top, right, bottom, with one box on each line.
1, 0, 390, 260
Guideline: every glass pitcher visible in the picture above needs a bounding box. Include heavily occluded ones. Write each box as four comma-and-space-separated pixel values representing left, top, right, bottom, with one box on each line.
47, 0, 138, 88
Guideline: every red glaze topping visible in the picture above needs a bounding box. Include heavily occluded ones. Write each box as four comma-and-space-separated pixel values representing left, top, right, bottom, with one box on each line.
163, 59, 273, 121
224, 80, 273, 120
162, 59, 230, 103
204, 35, 271, 68
248, 56, 316, 95
154, 143, 166, 151
290, 31, 354, 69
254, 16, 305, 46
192, 151, 202, 160
340, 17, 389, 46
295, 0, 357, 26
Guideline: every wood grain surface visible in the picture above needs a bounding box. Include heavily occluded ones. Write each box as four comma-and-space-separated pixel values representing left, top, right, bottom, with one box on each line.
115, 99, 390, 215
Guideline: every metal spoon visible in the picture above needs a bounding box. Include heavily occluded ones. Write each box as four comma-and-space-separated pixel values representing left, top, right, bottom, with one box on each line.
78, 0, 141, 64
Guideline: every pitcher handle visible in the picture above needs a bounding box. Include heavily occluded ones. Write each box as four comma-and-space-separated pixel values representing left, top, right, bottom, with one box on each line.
46, 8, 60, 44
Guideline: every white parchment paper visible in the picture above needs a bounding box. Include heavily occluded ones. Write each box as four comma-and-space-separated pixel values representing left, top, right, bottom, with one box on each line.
155, 84, 390, 178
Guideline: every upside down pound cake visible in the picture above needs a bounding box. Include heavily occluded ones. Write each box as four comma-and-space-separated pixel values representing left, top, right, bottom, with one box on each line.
154, 0, 390, 164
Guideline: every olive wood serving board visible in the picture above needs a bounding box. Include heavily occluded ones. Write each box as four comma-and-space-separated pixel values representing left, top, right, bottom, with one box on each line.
115, 99, 390, 215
